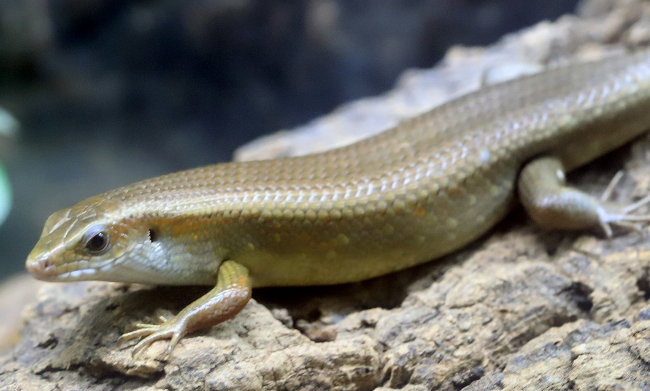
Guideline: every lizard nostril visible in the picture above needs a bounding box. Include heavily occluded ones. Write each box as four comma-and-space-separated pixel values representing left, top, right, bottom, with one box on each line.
26, 257, 54, 275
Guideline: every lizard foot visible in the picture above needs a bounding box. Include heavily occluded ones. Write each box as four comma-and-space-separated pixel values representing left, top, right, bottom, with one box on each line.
597, 170, 650, 238
118, 260, 252, 358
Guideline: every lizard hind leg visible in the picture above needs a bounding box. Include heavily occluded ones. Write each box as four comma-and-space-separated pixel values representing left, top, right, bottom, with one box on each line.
518, 156, 650, 237
119, 260, 252, 357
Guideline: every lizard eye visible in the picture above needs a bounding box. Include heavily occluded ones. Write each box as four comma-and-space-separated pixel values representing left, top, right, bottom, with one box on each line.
84, 226, 110, 254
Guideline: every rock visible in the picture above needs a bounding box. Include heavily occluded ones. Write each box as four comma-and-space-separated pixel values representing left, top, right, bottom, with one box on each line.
0, 275, 42, 351
5, 0, 650, 390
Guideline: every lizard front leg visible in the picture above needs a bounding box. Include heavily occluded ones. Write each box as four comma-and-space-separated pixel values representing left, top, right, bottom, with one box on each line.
119, 260, 252, 356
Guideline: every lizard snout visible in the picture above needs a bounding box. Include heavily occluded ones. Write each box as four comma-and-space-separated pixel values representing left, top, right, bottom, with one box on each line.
25, 252, 57, 278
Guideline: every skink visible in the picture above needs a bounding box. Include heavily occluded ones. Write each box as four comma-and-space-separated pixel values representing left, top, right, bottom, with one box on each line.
26, 49, 650, 356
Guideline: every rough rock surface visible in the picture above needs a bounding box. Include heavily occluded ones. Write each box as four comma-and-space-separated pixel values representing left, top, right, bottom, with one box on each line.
5, 0, 650, 389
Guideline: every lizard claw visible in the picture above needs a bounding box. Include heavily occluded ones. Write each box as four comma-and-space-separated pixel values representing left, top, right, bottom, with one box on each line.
600, 170, 625, 203
597, 171, 650, 238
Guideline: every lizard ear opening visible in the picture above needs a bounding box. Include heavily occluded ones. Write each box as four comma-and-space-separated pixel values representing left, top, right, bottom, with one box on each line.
148, 229, 158, 242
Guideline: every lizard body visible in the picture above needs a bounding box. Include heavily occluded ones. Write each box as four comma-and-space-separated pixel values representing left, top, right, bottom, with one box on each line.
26, 49, 650, 355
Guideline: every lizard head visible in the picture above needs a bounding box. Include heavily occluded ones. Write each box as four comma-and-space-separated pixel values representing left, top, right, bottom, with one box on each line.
25, 196, 152, 283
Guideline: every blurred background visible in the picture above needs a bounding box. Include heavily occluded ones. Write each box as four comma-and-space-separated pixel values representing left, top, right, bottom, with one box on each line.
0, 0, 579, 280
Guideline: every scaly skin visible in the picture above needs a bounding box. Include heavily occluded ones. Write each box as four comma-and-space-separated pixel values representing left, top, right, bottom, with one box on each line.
26, 49, 650, 355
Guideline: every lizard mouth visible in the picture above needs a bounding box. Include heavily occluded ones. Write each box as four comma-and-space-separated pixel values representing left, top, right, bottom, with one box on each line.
29, 268, 99, 282
43, 268, 99, 281
25, 257, 96, 281
25, 252, 117, 282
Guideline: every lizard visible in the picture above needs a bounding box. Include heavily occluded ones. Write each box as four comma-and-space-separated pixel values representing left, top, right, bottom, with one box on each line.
25, 48, 650, 356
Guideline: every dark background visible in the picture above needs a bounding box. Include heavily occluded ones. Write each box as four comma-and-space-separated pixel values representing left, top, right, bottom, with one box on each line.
0, 0, 579, 279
